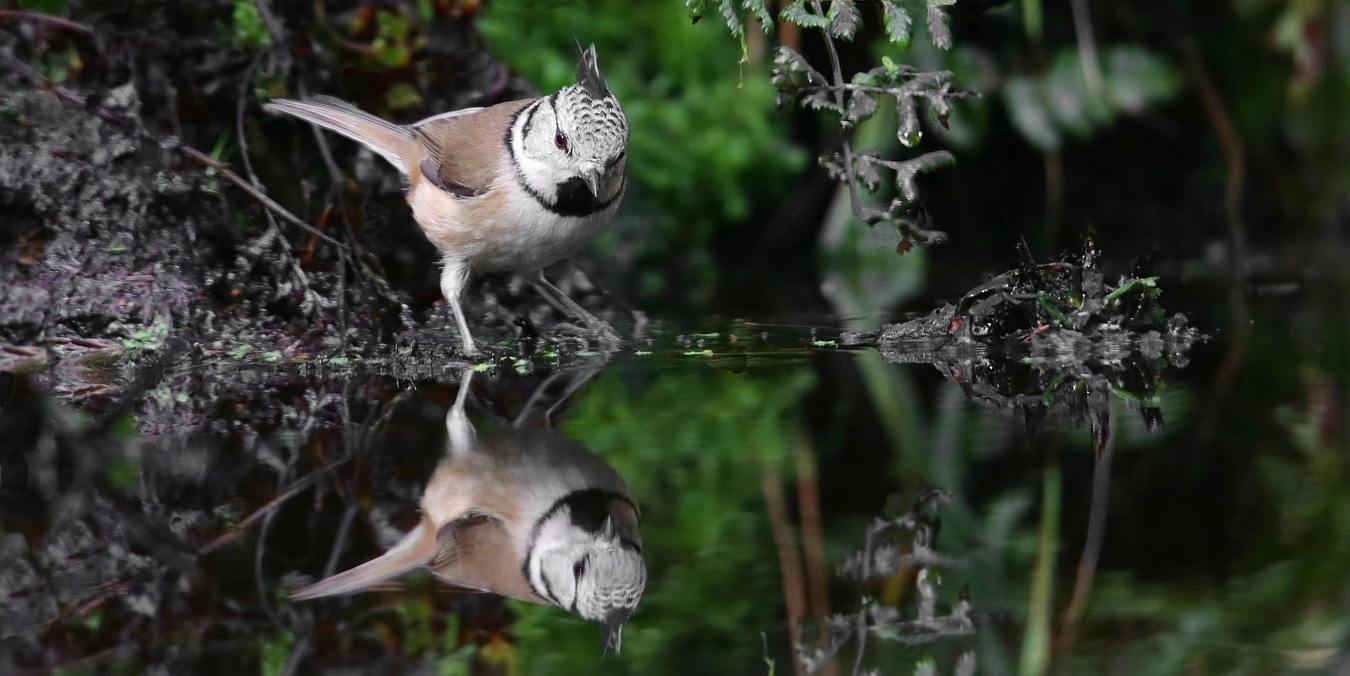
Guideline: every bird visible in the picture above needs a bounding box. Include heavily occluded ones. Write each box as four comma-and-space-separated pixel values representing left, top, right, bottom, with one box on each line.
291, 368, 646, 653
263, 41, 628, 356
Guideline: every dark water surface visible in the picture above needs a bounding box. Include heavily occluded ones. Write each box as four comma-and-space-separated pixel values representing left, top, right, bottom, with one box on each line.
1, 300, 1346, 676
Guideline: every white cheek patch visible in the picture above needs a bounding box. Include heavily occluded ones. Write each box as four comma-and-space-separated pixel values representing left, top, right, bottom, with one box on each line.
528, 510, 594, 608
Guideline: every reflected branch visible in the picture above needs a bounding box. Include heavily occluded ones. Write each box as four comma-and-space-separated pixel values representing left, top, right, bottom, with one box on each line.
762, 466, 810, 676
198, 461, 349, 556
1057, 403, 1117, 655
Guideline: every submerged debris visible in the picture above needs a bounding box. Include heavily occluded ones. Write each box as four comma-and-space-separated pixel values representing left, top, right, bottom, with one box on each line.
797, 489, 977, 676
879, 240, 1201, 440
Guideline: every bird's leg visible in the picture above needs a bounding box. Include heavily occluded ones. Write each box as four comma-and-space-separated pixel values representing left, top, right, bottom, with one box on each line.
446, 368, 477, 455
526, 269, 619, 341
440, 258, 478, 357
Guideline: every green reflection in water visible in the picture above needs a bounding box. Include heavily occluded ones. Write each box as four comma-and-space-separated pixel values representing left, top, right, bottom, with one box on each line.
510, 365, 815, 675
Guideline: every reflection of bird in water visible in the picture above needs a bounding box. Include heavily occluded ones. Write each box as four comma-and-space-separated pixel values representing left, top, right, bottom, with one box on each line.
292, 367, 645, 652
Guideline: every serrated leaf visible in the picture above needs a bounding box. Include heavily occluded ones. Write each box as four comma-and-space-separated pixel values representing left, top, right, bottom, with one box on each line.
741, 0, 773, 30
821, 152, 849, 182
780, 0, 830, 29
829, 0, 861, 39
954, 652, 978, 676
882, 2, 913, 48
893, 151, 956, 204
845, 90, 877, 121
856, 153, 885, 192
716, 0, 744, 37
773, 46, 827, 85
803, 89, 842, 112
927, 4, 953, 50
896, 94, 920, 145
852, 70, 879, 86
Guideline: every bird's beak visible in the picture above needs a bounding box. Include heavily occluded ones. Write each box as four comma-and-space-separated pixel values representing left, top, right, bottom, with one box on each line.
582, 167, 602, 197
601, 609, 629, 654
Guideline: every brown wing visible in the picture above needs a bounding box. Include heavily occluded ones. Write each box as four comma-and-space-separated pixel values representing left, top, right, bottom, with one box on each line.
412, 99, 535, 196
430, 513, 545, 603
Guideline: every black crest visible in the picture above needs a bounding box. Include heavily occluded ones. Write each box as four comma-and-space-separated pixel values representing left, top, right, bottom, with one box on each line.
573, 39, 609, 99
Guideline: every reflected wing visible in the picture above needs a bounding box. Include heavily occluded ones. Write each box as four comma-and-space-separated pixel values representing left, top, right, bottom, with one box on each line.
292, 518, 437, 600
430, 513, 544, 603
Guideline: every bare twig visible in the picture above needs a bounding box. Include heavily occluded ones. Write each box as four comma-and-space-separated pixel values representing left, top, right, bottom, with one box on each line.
762, 468, 809, 676
0, 9, 92, 34
256, 507, 285, 630
1178, 37, 1252, 451
253, 0, 287, 42
39, 578, 134, 630
1179, 39, 1249, 316
812, 0, 863, 230
1068, 0, 1104, 95
296, 80, 348, 195
323, 502, 359, 578
178, 147, 347, 251
1057, 403, 1116, 654
198, 462, 348, 555
6, 48, 344, 257
279, 636, 311, 676
236, 51, 325, 314
794, 435, 831, 621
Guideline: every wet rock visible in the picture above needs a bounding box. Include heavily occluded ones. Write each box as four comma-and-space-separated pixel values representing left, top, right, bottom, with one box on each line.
38, 519, 156, 606
0, 534, 59, 638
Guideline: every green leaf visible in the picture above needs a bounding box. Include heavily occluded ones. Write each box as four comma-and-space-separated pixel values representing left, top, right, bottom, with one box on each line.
828, 0, 861, 40
881, 2, 913, 48
685, 0, 709, 22
845, 91, 877, 121
385, 82, 423, 110
1106, 276, 1159, 301
1103, 46, 1183, 114
926, 2, 953, 50
742, 0, 773, 31
231, 0, 271, 50
780, 0, 829, 29
1003, 77, 1060, 151
260, 632, 295, 676
1037, 290, 1069, 323
715, 0, 744, 37
106, 461, 138, 492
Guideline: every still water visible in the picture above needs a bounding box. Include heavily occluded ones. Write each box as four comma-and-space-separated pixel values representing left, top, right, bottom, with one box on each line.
0, 308, 1345, 676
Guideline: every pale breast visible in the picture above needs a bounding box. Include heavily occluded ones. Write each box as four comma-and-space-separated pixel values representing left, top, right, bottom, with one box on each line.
407, 175, 622, 274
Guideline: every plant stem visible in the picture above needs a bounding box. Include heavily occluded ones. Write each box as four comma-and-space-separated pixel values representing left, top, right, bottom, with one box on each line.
811, 0, 864, 226
1019, 463, 1061, 676
1069, 0, 1104, 95
1023, 0, 1043, 44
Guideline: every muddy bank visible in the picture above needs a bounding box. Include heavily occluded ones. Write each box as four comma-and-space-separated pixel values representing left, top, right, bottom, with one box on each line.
1, 3, 635, 387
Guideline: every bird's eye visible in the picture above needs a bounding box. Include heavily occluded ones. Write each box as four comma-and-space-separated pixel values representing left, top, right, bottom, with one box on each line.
555, 130, 569, 152
573, 560, 586, 581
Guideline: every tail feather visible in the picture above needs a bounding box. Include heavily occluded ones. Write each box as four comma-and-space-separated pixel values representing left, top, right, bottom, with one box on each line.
291, 519, 438, 600
263, 96, 417, 175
